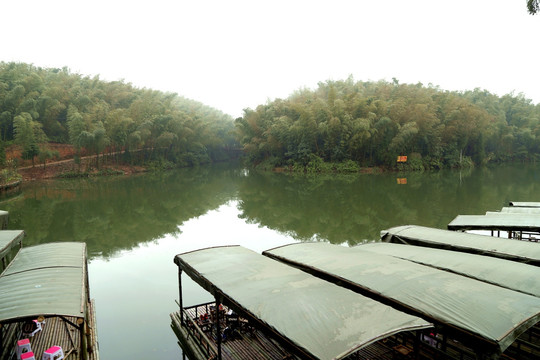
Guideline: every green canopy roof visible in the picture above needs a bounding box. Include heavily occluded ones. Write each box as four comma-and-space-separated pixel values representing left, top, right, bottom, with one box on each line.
381, 225, 540, 266
0, 210, 8, 230
500, 207, 540, 214
175, 246, 431, 360
359, 242, 540, 298
448, 213, 540, 232
0, 230, 24, 260
509, 201, 540, 207
0, 242, 88, 323
264, 242, 540, 353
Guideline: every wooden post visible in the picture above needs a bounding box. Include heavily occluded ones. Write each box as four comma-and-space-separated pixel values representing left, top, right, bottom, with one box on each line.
178, 268, 184, 326
413, 331, 420, 360
215, 297, 222, 360
0, 323, 3, 355
441, 332, 447, 352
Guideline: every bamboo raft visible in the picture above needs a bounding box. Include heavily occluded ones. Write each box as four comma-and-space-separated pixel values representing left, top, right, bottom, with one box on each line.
0, 300, 99, 360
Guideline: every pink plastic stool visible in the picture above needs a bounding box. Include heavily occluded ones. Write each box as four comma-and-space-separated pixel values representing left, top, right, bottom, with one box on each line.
16, 338, 32, 359
21, 352, 36, 360
42, 346, 64, 360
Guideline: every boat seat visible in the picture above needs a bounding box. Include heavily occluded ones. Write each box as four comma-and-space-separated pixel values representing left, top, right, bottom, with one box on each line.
20, 352, 36, 360
16, 338, 32, 359
42, 345, 64, 360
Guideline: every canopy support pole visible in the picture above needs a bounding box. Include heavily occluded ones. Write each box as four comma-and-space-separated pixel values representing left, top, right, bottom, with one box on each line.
413, 331, 420, 359
0, 324, 3, 355
178, 268, 184, 326
215, 297, 222, 360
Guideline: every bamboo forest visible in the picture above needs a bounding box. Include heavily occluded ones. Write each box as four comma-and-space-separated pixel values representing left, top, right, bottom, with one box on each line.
1, 62, 540, 175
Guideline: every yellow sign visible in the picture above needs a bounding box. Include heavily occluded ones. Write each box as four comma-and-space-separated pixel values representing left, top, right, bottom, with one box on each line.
397, 178, 407, 184
397, 156, 408, 162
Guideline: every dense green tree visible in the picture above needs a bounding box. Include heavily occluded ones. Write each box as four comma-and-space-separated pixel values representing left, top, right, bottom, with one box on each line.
0, 139, 5, 166
13, 112, 47, 167
236, 78, 539, 171
528, 0, 539, 14
0, 61, 236, 169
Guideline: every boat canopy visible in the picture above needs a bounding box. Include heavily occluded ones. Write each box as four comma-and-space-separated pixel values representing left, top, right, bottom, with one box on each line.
0, 242, 89, 324
380, 225, 540, 266
448, 213, 540, 233
509, 201, 540, 207
500, 206, 540, 214
0, 210, 8, 230
0, 230, 24, 260
174, 246, 431, 360
359, 242, 540, 298
263, 242, 540, 354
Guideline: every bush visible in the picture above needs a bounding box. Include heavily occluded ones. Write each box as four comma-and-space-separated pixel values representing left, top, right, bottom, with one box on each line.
0, 168, 22, 185
333, 160, 360, 173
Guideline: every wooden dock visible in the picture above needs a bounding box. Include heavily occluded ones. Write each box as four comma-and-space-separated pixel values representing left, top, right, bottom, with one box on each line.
0, 300, 99, 360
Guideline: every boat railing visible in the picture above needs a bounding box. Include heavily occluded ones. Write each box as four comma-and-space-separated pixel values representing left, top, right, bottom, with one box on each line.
175, 301, 218, 359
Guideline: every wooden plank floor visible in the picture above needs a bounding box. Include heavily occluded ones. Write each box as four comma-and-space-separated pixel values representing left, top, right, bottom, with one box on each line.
1, 300, 99, 360
171, 305, 295, 360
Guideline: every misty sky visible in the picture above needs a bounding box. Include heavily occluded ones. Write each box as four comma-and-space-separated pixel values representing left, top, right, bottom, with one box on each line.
2, 0, 539, 118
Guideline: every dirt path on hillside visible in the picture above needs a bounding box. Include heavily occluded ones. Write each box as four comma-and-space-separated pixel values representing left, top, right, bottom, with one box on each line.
7, 144, 146, 181
17, 155, 146, 181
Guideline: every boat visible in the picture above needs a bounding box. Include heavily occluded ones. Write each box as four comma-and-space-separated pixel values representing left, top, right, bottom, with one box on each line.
264, 242, 540, 359
380, 224, 540, 266
0, 210, 99, 360
171, 246, 431, 360
447, 201, 540, 241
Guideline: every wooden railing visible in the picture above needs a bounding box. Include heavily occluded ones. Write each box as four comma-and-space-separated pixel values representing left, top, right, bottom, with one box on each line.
175, 301, 218, 359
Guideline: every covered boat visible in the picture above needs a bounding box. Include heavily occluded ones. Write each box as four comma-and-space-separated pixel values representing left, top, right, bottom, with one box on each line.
172, 245, 432, 360
0, 230, 24, 273
0, 242, 99, 360
359, 242, 540, 298
263, 242, 540, 358
380, 225, 540, 266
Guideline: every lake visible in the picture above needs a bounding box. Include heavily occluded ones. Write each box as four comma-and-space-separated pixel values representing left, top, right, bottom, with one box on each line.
1, 162, 539, 359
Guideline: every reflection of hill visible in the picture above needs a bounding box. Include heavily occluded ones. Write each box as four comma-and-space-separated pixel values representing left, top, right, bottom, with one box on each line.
4, 164, 240, 258
237, 165, 538, 245
5, 163, 539, 254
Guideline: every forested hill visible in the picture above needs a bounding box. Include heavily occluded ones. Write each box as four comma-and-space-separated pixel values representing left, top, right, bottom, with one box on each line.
3, 62, 539, 173
0, 62, 236, 167
236, 78, 540, 171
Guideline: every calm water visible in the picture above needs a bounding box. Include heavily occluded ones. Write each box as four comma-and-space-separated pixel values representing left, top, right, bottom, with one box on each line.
1, 162, 540, 359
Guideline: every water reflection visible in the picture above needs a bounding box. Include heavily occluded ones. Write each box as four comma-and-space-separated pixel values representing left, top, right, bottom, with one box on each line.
237, 164, 539, 245
2, 164, 242, 258
3, 163, 539, 254
2, 162, 539, 360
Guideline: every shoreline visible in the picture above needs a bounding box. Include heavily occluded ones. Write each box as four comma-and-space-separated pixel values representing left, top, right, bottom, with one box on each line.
17, 160, 147, 181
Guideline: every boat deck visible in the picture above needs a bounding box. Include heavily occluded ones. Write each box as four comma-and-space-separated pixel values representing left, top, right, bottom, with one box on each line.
0, 300, 99, 360
171, 303, 296, 360
170, 303, 444, 360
